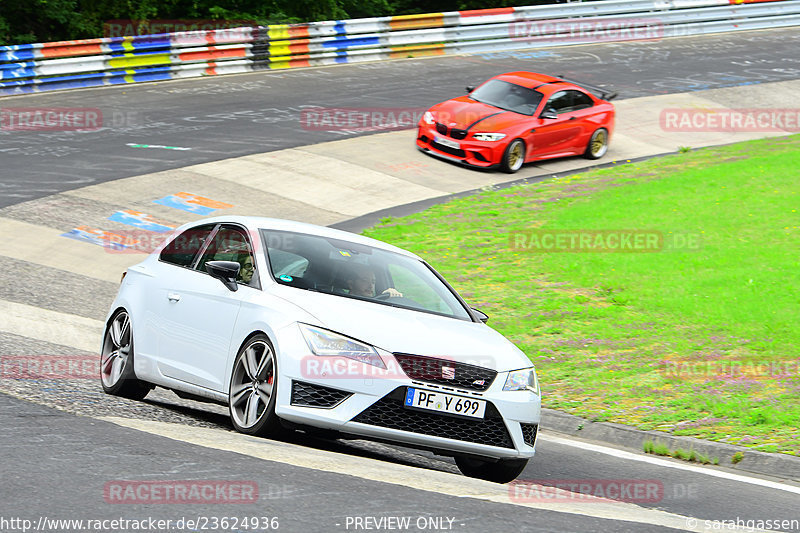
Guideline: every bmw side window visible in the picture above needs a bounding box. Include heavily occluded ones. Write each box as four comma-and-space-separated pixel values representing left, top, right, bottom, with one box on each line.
159, 224, 215, 268
196, 226, 259, 288
545, 91, 571, 115
571, 90, 594, 111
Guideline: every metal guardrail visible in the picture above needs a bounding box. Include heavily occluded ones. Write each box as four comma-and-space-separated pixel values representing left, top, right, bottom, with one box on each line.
1, 0, 799, 96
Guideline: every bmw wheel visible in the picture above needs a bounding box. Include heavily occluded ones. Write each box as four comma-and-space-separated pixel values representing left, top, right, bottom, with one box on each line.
229, 334, 284, 436
100, 310, 152, 400
455, 456, 529, 483
500, 139, 525, 173
585, 128, 609, 159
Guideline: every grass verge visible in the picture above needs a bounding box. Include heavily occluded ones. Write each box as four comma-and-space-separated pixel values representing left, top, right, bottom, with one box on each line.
643, 440, 719, 465
364, 135, 800, 455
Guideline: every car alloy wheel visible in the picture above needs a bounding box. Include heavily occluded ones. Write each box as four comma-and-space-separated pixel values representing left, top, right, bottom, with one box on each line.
229, 335, 283, 436
585, 128, 609, 159
501, 139, 526, 173
100, 310, 151, 400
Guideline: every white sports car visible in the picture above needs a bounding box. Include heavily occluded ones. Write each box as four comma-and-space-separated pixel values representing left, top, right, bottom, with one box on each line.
101, 216, 540, 482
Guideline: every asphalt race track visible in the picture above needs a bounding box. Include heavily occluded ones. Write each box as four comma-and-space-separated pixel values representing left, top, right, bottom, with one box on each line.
1, 28, 800, 208
1, 28, 800, 533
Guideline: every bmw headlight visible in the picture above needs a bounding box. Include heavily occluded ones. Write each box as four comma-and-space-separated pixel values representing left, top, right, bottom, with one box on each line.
299, 323, 386, 369
472, 132, 507, 141
423, 111, 435, 125
503, 367, 539, 395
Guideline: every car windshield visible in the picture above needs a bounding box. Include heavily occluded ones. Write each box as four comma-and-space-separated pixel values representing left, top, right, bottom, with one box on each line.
260, 229, 472, 321
470, 79, 543, 116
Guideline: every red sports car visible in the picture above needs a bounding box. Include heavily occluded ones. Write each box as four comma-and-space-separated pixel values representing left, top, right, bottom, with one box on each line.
417, 71, 616, 173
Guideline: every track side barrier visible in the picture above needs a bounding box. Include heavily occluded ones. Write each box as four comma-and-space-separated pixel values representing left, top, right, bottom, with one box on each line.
1, 0, 799, 96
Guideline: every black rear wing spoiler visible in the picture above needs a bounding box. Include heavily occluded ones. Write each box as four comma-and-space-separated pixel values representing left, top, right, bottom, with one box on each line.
557, 75, 618, 101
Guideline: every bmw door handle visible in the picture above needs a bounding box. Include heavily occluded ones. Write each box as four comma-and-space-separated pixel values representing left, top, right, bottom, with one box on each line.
167, 293, 181, 302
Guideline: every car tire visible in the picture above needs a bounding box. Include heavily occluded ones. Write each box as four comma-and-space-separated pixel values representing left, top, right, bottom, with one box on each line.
229, 334, 285, 437
454, 456, 529, 483
100, 309, 152, 400
500, 139, 526, 173
584, 128, 609, 159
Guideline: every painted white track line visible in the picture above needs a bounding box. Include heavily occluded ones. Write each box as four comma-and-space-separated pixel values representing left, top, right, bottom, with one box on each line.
0, 299, 103, 353
102, 416, 780, 533
541, 433, 800, 496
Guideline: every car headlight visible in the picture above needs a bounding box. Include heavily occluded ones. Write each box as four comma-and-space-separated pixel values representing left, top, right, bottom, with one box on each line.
423, 111, 435, 125
299, 323, 386, 369
472, 132, 507, 141
503, 367, 539, 395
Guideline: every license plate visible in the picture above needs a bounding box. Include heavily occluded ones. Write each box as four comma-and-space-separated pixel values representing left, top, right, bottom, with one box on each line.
404, 387, 486, 419
433, 135, 460, 150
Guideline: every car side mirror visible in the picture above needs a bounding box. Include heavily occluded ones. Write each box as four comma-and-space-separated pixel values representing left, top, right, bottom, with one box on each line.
466, 85, 475, 93
540, 108, 558, 120
206, 260, 240, 292
472, 308, 489, 323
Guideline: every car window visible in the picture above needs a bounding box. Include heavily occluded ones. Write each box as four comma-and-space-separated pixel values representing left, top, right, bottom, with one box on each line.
546, 90, 594, 115
571, 90, 594, 111
387, 264, 453, 315
269, 249, 310, 277
260, 229, 472, 321
470, 79, 543, 116
196, 225, 258, 287
545, 91, 571, 115
159, 224, 215, 268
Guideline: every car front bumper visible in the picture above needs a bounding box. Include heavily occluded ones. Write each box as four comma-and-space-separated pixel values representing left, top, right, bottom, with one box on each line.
273, 324, 541, 460
416, 124, 507, 169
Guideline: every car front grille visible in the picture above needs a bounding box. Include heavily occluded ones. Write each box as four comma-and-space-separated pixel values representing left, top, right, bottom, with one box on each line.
394, 353, 497, 392
434, 122, 468, 140
352, 387, 514, 449
521, 423, 538, 448
291, 381, 352, 408
430, 142, 466, 158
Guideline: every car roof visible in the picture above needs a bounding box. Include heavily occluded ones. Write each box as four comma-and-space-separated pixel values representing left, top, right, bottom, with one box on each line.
174, 216, 422, 260
494, 71, 561, 87
491, 71, 583, 95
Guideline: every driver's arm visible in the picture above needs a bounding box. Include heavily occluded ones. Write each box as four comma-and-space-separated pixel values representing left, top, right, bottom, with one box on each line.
381, 287, 403, 298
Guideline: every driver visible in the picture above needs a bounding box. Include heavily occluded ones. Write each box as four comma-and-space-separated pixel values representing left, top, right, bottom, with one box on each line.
345, 263, 402, 299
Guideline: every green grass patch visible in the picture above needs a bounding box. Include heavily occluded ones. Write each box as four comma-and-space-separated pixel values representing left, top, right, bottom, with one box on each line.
365, 135, 800, 455
643, 440, 718, 465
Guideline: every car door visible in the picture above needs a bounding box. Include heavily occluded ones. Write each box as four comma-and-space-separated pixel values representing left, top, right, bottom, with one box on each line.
528, 90, 587, 158
154, 224, 260, 392
561, 89, 598, 154
136, 223, 216, 365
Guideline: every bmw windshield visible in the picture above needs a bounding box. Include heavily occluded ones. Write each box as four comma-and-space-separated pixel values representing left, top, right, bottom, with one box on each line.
470, 79, 543, 116
260, 229, 473, 321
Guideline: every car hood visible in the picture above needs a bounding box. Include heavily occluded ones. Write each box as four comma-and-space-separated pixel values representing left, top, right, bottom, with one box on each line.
272, 286, 531, 372
430, 97, 517, 132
